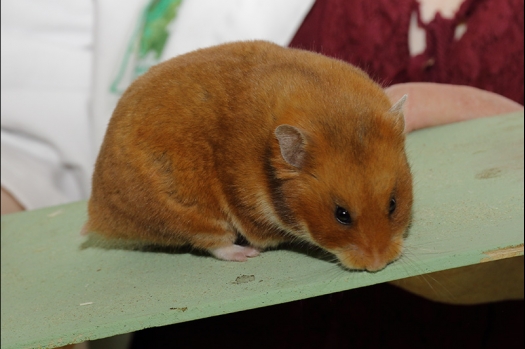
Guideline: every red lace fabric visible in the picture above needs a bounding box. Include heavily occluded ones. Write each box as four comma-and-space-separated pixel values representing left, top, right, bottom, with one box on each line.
290, 0, 524, 105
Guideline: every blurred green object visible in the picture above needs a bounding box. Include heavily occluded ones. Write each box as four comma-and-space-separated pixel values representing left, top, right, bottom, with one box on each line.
111, 0, 183, 94
136, 0, 183, 75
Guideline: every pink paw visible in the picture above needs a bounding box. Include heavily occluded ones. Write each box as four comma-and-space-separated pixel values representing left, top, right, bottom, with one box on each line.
210, 244, 260, 262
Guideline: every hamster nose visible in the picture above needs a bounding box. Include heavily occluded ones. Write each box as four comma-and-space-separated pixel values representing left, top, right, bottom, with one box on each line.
365, 254, 388, 272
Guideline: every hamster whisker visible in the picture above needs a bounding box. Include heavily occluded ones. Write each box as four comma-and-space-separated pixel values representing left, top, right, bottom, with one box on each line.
396, 251, 458, 302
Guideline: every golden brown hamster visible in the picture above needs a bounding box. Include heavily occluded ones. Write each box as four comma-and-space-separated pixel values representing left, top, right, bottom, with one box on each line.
86, 40, 412, 272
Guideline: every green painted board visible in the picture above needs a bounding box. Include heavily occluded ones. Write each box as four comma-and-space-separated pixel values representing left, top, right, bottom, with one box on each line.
2, 112, 524, 349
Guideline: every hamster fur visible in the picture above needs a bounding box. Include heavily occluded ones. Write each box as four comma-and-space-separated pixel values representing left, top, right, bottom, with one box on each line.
86, 41, 413, 272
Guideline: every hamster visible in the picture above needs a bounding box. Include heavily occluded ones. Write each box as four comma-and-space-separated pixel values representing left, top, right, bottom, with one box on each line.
86, 40, 413, 272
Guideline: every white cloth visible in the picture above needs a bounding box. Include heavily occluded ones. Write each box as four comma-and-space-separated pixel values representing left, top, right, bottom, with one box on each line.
1, 0, 94, 209
1, 0, 315, 210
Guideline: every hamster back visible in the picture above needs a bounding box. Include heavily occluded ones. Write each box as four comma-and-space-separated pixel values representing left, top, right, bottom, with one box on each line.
86, 40, 413, 271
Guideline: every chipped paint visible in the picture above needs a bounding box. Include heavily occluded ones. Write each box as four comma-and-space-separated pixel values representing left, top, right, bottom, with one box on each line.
481, 244, 524, 262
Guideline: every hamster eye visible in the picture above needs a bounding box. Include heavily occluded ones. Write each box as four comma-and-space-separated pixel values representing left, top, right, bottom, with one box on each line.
335, 206, 352, 225
389, 197, 397, 215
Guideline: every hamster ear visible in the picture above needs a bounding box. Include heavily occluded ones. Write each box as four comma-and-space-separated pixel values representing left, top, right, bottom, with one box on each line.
388, 94, 407, 132
274, 124, 307, 168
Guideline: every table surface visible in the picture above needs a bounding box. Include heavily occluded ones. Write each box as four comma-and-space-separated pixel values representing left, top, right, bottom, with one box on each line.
2, 111, 524, 349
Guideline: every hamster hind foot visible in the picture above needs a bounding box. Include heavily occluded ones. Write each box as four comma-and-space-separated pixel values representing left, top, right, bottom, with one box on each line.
210, 245, 260, 262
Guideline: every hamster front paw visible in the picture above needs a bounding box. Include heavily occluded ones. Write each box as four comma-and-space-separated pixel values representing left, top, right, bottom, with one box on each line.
210, 244, 260, 262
